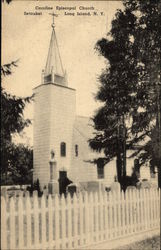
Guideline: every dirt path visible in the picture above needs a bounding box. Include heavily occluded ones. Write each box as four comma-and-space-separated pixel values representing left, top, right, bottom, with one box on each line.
115, 235, 160, 250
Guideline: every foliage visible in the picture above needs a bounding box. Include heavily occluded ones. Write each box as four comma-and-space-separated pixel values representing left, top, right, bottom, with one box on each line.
1, 61, 33, 185
89, 0, 161, 184
1, 88, 31, 141
1, 61, 19, 76
2, 0, 12, 4
1, 144, 33, 185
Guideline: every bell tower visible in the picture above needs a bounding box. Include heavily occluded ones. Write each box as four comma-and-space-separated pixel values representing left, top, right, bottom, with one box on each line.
33, 14, 76, 188
42, 13, 67, 86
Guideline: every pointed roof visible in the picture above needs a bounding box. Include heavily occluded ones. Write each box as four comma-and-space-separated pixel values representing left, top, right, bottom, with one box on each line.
45, 28, 65, 77
43, 14, 67, 85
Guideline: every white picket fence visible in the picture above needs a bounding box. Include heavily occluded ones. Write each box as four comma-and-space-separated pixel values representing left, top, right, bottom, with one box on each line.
1, 188, 160, 250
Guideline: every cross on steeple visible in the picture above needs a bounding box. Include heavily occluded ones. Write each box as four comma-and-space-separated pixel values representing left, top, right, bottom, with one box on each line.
49, 12, 58, 29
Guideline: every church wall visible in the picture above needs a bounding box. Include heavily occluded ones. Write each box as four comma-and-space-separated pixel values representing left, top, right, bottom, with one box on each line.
69, 127, 97, 182
33, 83, 76, 188
69, 127, 118, 187
33, 84, 52, 187
69, 126, 154, 188
49, 84, 76, 180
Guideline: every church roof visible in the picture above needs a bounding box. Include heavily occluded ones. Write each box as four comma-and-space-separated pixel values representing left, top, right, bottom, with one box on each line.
45, 28, 65, 77
43, 15, 66, 85
74, 116, 95, 140
74, 116, 105, 159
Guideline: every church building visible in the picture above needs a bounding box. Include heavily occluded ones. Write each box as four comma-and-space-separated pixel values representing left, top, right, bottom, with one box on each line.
33, 17, 157, 191
33, 17, 117, 190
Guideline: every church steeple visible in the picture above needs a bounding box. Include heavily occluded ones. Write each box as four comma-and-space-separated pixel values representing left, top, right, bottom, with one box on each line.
42, 13, 67, 86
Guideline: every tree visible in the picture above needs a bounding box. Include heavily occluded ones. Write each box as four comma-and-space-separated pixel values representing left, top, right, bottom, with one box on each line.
1, 144, 33, 185
123, 0, 161, 188
89, 0, 161, 188
2, 0, 12, 4
1, 61, 33, 184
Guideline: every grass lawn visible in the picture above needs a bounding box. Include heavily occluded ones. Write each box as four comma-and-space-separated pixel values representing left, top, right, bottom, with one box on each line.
116, 236, 160, 250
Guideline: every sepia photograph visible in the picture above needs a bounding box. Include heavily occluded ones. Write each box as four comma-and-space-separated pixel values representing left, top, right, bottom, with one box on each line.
1, 0, 161, 249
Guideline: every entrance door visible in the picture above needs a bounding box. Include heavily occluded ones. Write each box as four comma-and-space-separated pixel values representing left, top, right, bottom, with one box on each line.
58, 171, 72, 195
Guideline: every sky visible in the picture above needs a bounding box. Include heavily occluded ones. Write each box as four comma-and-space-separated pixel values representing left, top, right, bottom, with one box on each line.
2, 0, 123, 146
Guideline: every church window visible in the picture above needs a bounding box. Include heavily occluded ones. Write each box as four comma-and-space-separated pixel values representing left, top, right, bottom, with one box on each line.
75, 145, 78, 157
97, 159, 104, 179
60, 142, 66, 157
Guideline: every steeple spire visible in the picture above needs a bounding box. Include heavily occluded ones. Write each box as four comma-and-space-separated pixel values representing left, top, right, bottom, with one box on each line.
43, 13, 67, 86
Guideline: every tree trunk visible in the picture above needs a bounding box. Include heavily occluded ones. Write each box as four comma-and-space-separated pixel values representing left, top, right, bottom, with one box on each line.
116, 140, 122, 183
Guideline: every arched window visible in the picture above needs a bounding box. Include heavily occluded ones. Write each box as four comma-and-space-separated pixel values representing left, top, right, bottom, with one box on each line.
60, 142, 66, 157
75, 144, 78, 157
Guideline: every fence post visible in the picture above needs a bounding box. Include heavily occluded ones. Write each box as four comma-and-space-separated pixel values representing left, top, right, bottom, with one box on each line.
147, 188, 150, 230
79, 192, 84, 246
89, 192, 94, 244
116, 190, 121, 237
61, 194, 66, 249
152, 188, 156, 228
158, 189, 160, 227
121, 190, 125, 236
99, 190, 104, 241
154, 188, 158, 227
10, 197, 16, 249
55, 194, 60, 249
140, 189, 143, 231
1, 197, 7, 250
113, 190, 118, 238
41, 195, 46, 248
48, 195, 53, 248
84, 192, 90, 246
127, 189, 132, 234
108, 191, 113, 239
73, 193, 78, 248
66, 194, 72, 248
135, 189, 140, 232
104, 191, 108, 240
149, 189, 152, 229
94, 192, 99, 243
33, 192, 39, 248
143, 189, 148, 230
18, 196, 24, 249
132, 189, 137, 233
26, 195, 32, 248
152, 189, 155, 227
156, 188, 160, 227
124, 190, 129, 235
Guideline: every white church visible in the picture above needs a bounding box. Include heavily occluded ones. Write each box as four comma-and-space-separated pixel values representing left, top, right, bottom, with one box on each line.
33, 17, 157, 191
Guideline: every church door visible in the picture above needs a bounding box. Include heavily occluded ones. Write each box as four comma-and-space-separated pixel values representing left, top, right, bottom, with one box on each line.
58, 171, 72, 195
